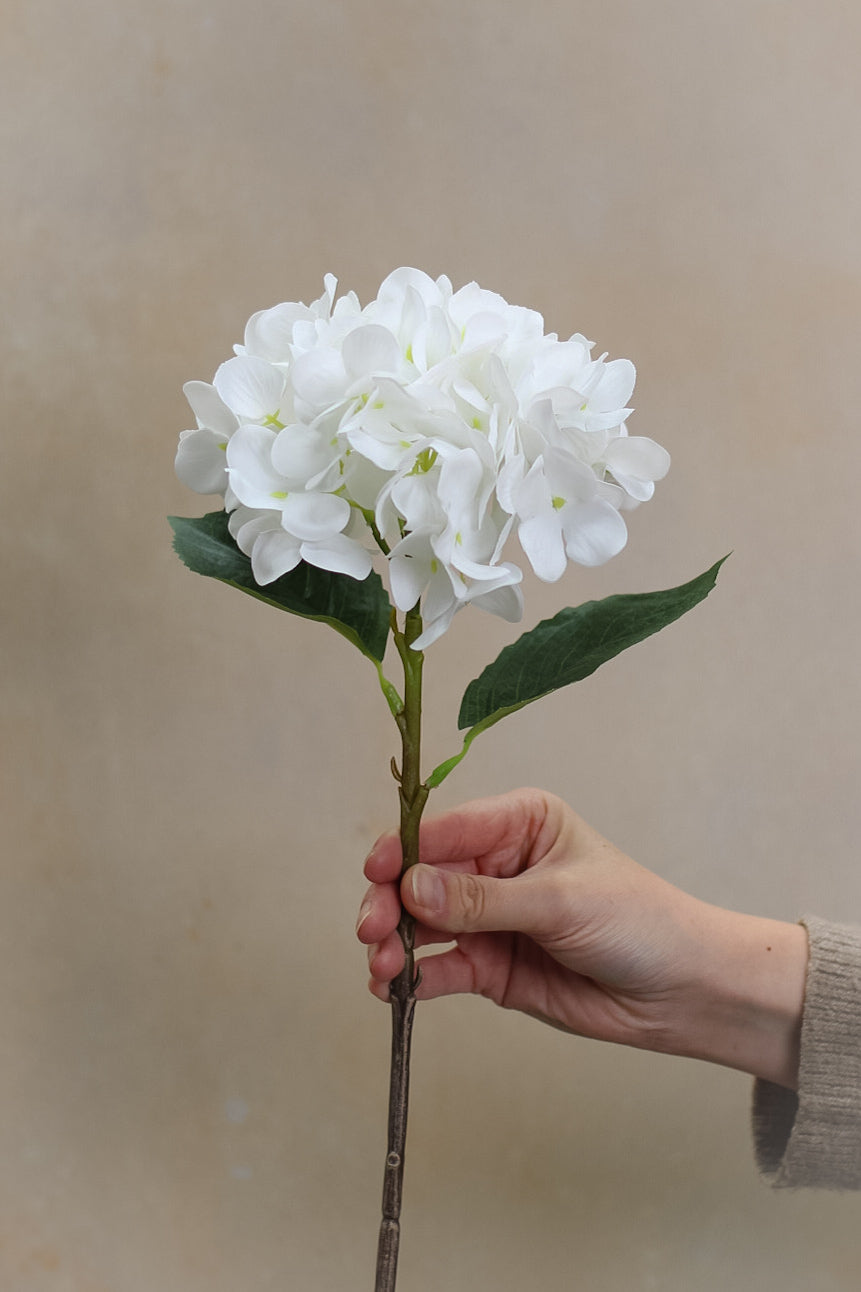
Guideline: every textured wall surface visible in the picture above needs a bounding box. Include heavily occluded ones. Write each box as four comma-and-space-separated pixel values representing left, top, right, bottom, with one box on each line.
3, 1, 861, 1287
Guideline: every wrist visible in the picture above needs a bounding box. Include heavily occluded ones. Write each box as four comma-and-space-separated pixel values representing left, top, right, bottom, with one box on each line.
669, 903, 808, 1089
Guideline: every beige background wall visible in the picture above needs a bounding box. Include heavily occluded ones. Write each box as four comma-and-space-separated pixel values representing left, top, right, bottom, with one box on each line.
4, 0, 861, 1287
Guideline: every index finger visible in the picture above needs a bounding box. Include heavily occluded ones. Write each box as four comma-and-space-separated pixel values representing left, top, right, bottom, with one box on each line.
363, 829, 402, 882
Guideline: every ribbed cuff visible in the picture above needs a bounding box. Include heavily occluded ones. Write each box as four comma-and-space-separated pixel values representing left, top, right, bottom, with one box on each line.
753, 915, 861, 1189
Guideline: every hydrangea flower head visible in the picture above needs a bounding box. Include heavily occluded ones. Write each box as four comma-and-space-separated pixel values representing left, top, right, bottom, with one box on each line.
176, 269, 670, 647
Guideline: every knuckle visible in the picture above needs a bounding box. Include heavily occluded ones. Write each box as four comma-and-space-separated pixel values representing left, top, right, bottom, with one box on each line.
457, 873, 487, 928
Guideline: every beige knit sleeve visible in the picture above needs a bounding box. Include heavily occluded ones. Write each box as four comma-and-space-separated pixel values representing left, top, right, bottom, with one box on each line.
752, 915, 861, 1188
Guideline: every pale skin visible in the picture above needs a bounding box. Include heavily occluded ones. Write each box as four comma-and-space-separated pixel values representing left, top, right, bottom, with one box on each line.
358, 788, 808, 1091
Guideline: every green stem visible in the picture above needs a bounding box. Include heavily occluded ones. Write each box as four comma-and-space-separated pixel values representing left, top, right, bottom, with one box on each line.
374, 605, 429, 1292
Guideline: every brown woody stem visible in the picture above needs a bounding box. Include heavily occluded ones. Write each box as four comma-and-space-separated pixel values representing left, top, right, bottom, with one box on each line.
374, 605, 429, 1292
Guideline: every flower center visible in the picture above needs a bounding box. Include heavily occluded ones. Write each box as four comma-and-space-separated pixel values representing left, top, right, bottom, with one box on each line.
408, 448, 439, 476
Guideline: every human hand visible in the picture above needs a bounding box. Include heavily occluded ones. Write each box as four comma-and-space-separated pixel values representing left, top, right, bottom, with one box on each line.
357, 788, 807, 1088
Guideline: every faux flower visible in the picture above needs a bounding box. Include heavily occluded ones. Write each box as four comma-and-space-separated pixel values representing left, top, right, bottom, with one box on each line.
170, 271, 723, 1292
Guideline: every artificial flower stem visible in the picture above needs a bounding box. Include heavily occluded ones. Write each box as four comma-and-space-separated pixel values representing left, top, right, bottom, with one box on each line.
374, 605, 429, 1292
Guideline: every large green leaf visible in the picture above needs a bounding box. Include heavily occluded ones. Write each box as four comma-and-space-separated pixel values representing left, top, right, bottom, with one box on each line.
457, 557, 727, 734
168, 511, 391, 664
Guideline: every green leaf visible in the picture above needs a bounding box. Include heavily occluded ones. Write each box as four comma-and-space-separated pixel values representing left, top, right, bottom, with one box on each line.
168, 511, 391, 664
457, 557, 728, 734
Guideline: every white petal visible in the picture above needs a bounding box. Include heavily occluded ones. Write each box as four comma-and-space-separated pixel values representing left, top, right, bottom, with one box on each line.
229, 507, 280, 555
227, 503, 260, 542
449, 282, 510, 328
388, 530, 434, 610
345, 424, 413, 472
604, 436, 671, 483
271, 424, 340, 488
291, 348, 348, 410
518, 512, 567, 582
467, 560, 523, 595
437, 449, 485, 522
301, 533, 373, 580
423, 306, 458, 368
461, 311, 508, 351
390, 285, 428, 357
183, 381, 239, 435
527, 339, 592, 394
410, 605, 459, 651
587, 359, 636, 412
391, 473, 445, 532
470, 579, 524, 623
376, 267, 446, 308
318, 274, 338, 314
250, 529, 302, 583
490, 511, 515, 564
342, 455, 392, 512
291, 320, 320, 352
582, 408, 634, 433
607, 472, 655, 503
341, 324, 402, 379
440, 525, 509, 582
561, 501, 628, 567
226, 426, 285, 510
213, 356, 287, 422
594, 477, 627, 508
175, 429, 229, 495
422, 564, 461, 620
543, 447, 600, 503
496, 453, 527, 515
512, 457, 551, 521
243, 302, 311, 362
281, 491, 351, 541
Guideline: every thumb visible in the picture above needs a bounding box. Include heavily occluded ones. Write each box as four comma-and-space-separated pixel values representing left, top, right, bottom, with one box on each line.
402, 863, 542, 936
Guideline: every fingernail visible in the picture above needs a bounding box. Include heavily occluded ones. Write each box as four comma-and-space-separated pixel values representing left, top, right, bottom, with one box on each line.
408, 864, 445, 913
356, 901, 373, 935
367, 942, 379, 966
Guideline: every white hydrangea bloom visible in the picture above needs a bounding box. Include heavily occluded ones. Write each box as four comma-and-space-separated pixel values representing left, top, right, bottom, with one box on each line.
175, 269, 670, 644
